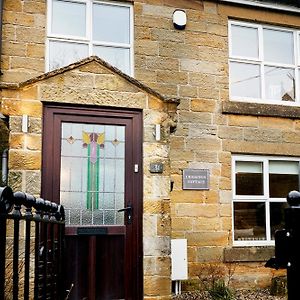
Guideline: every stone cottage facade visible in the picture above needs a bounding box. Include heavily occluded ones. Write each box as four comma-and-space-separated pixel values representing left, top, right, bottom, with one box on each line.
1, 0, 300, 298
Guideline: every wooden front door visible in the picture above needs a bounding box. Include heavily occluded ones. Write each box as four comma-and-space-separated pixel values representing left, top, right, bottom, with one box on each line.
42, 104, 143, 300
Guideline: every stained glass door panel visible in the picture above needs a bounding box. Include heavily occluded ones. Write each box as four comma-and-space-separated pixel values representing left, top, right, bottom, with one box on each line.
60, 122, 125, 226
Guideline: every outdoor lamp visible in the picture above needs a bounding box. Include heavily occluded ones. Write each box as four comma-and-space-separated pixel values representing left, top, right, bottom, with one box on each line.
172, 9, 187, 30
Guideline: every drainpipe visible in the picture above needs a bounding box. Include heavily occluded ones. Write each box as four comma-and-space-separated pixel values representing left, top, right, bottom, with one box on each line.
2, 148, 8, 185
0, 0, 4, 75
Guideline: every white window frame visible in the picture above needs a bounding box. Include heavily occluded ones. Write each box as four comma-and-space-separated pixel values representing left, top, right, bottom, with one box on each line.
232, 155, 300, 247
229, 20, 300, 106
46, 0, 134, 75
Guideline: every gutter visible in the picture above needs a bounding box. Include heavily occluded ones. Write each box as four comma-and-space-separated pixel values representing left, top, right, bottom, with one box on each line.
219, 0, 300, 14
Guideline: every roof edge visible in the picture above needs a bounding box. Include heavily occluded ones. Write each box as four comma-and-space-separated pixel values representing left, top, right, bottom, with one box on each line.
0, 56, 180, 105
218, 0, 300, 13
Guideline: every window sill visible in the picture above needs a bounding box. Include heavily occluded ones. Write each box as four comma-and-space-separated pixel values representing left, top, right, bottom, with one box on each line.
222, 101, 300, 119
224, 246, 274, 262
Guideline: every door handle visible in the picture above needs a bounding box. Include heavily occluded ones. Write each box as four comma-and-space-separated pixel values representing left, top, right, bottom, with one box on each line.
118, 204, 132, 224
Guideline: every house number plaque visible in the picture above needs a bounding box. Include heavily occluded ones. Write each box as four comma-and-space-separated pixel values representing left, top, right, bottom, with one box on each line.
182, 169, 209, 190
150, 162, 164, 173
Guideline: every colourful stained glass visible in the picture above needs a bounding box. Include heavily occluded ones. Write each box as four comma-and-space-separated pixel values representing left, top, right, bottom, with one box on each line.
82, 131, 105, 209
60, 122, 125, 226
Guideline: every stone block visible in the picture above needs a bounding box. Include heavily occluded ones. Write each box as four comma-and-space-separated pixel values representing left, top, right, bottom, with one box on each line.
4, 0, 22, 12
191, 99, 217, 113
244, 128, 282, 143
178, 85, 198, 98
135, 40, 159, 56
228, 115, 258, 128
144, 214, 158, 237
28, 118, 42, 134
224, 247, 274, 262
1, 99, 42, 117
143, 236, 170, 256
206, 23, 227, 36
193, 217, 221, 231
157, 214, 171, 236
171, 190, 206, 203
11, 56, 43, 71
170, 149, 194, 161
221, 217, 232, 231
185, 138, 221, 151
159, 42, 200, 60
25, 171, 41, 195
20, 85, 38, 100
196, 246, 224, 262
179, 111, 212, 124
2, 41, 27, 56
64, 73, 95, 88
283, 131, 300, 144
144, 276, 171, 297
8, 171, 23, 191
9, 150, 41, 170
218, 126, 243, 140
180, 59, 221, 74
23, 1, 46, 14
4, 11, 35, 27
186, 231, 229, 247
188, 124, 217, 138
175, 203, 218, 218
172, 217, 193, 231
25, 134, 42, 151
135, 15, 171, 30
144, 256, 157, 275
259, 117, 293, 130
194, 151, 218, 163
151, 28, 185, 43
9, 116, 22, 132
15, 27, 45, 43
10, 133, 24, 149
157, 71, 188, 85
40, 86, 148, 109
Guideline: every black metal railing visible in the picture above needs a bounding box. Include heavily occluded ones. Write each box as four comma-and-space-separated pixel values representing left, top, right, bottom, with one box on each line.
266, 190, 300, 300
0, 186, 65, 300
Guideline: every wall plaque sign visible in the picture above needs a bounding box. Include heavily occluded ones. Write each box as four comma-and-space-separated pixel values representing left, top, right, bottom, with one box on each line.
182, 169, 209, 190
150, 162, 164, 173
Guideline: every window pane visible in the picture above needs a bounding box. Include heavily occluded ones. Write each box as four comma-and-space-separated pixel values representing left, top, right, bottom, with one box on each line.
234, 202, 266, 241
269, 161, 299, 198
52, 0, 86, 37
93, 45, 130, 74
236, 161, 263, 195
49, 40, 88, 70
230, 62, 261, 98
231, 25, 258, 58
270, 202, 288, 239
265, 67, 295, 101
264, 29, 293, 64
93, 3, 130, 44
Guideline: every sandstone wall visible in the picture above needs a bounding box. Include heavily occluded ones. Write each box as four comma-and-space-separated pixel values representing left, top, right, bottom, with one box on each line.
2, 0, 300, 297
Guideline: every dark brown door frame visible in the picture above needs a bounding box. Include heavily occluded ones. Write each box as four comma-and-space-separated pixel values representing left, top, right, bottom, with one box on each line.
41, 102, 143, 299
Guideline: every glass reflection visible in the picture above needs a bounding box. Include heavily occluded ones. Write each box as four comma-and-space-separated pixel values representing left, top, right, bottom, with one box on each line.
265, 67, 295, 101
234, 202, 266, 241
235, 161, 263, 195
230, 62, 261, 99
270, 202, 288, 239
231, 25, 259, 59
264, 29, 294, 64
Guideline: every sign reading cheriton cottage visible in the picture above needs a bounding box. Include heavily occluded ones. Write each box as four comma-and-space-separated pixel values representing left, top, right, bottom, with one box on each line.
182, 169, 210, 190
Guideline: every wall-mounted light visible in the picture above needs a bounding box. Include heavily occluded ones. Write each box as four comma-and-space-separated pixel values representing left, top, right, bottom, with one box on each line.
172, 9, 187, 30
22, 114, 28, 133
153, 124, 161, 141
